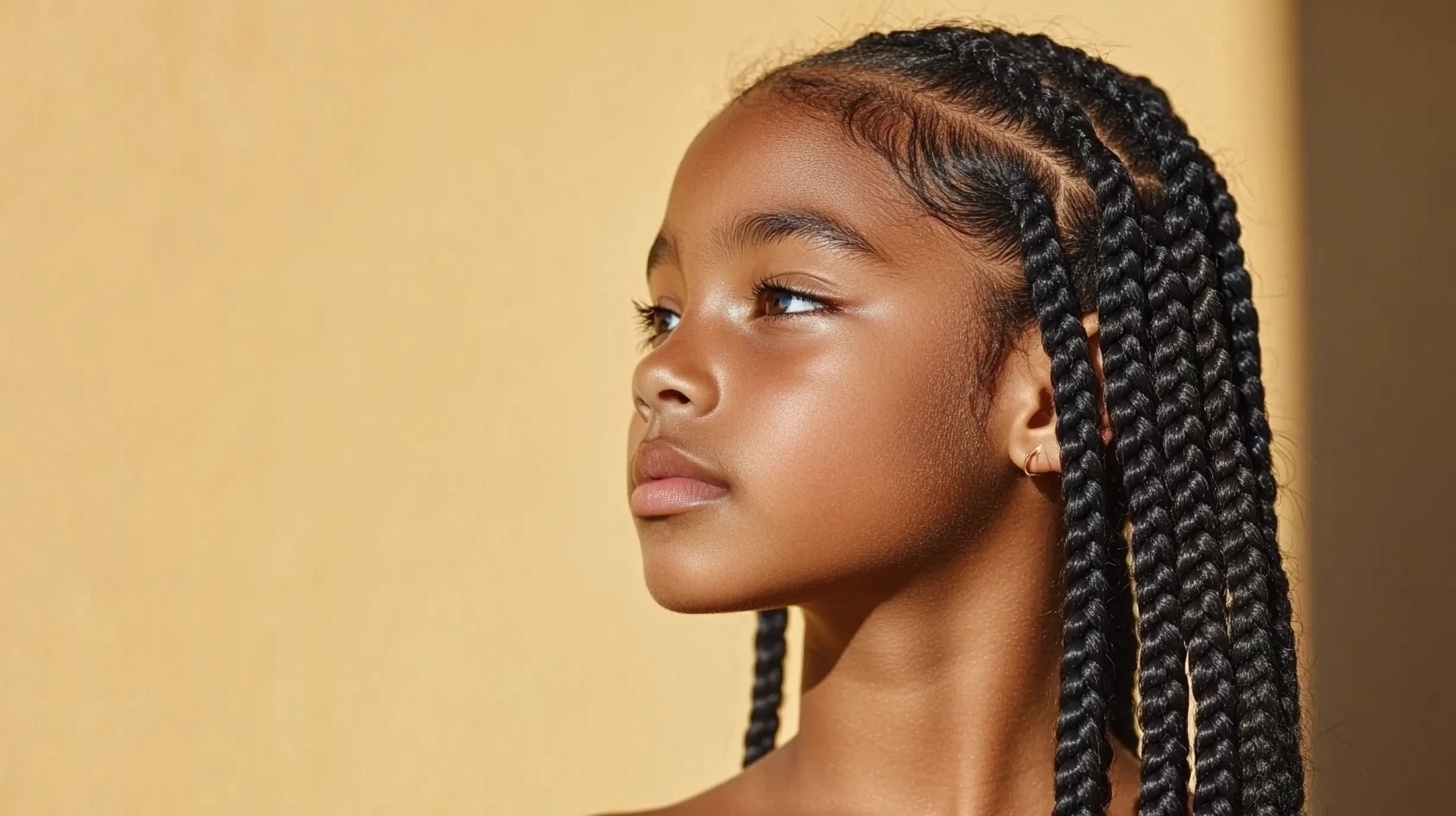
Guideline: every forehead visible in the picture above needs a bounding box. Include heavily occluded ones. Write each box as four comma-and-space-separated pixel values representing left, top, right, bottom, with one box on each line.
661, 94, 963, 265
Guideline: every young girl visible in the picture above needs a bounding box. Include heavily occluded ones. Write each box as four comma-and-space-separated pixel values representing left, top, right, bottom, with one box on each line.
615, 23, 1304, 816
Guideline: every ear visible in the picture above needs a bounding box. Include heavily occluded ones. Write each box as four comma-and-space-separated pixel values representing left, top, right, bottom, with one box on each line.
1001, 314, 1112, 477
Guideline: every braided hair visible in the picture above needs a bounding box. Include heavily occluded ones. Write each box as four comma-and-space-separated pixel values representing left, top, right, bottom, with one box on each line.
731, 24, 1305, 816
987, 33, 1306, 816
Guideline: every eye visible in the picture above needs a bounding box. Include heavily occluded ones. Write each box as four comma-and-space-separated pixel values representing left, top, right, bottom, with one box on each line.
632, 300, 679, 347
752, 278, 830, 317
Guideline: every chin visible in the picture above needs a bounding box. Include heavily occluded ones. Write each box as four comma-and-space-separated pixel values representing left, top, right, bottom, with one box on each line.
640, 550, 757, 614
637, 531, 794, 614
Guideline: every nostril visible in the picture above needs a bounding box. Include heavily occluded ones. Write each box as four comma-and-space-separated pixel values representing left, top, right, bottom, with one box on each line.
659, 388, 691, 405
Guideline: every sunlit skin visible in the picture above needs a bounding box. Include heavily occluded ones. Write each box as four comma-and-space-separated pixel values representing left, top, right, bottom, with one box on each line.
611, 90, 1140, 816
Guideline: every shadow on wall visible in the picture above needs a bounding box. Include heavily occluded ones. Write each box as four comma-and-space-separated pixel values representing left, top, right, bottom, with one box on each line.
1302, 0, 1456, 813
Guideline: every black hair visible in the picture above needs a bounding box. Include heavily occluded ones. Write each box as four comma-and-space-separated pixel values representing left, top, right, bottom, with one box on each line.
731, 24, 1305, 816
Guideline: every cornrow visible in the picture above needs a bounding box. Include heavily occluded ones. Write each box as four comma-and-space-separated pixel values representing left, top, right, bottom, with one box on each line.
987, 32, 1305, 815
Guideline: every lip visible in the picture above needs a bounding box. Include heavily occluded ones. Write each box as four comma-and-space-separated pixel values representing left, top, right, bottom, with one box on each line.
629, 438, 729, 517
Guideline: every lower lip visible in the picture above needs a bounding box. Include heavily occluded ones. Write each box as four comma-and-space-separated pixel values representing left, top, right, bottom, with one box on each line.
630, 477, 729, 517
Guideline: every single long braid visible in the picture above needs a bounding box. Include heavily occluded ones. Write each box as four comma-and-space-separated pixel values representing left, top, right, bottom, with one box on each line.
1008, 174, 1119, 816
1203, 168, 1305, 815
742, 607, 788, 766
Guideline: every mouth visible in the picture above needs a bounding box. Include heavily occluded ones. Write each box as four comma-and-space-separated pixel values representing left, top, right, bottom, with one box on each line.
630, 437, 729, 518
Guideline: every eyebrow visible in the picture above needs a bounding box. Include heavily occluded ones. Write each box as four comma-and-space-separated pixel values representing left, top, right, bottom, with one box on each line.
646, 208, 887, 278
646, 233, 678, 275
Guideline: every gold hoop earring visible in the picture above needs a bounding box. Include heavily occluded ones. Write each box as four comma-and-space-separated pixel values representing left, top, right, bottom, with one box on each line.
1021, 444, 1043, 477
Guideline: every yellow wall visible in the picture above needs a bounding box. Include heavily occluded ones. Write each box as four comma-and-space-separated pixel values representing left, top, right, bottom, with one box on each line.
0, 2, 1305, 814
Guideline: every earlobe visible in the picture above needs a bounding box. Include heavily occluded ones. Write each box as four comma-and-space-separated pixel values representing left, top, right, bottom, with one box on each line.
1021, 444, 1057, 476
1020, 445, 1043, 476
1016, 433, 1063, 476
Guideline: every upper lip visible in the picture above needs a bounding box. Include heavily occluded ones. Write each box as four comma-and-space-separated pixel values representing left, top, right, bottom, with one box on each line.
631, 437, 728, 489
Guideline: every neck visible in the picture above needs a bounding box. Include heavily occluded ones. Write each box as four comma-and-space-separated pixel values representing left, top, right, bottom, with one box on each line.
765, 502, 1074, 815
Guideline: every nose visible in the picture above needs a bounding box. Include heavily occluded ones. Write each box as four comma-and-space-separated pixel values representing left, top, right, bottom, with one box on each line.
631, 330, 719, 423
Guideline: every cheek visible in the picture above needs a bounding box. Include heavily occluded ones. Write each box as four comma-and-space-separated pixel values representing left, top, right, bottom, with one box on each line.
631, 320, 1002, 613
733, 331, 995, 569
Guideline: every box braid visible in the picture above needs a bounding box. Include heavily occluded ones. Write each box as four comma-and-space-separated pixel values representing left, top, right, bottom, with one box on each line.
983, 30, 1250, 816
984, 32, 1242, 816
742, 607, 787, 766
1094, 62, 1297, 653
1014, 56, 1304, 786
1005, 168, 1122, 816
985, 32, 1306, 816
725, 23, 1300, 816
1204, 155, 1305, 800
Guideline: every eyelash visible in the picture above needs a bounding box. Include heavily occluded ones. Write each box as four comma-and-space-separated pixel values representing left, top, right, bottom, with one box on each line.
631, 276, 834, 350
631, 300, 668, 350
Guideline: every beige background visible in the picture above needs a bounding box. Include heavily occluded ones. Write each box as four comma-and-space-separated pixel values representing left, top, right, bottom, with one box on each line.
0, 2, 1308, 814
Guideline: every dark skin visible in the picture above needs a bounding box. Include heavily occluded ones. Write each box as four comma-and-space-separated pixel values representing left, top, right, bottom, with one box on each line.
610, 90, 1141, 816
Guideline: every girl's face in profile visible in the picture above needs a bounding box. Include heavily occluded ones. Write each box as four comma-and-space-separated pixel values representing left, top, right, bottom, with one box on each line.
627, 91, 1026, 614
